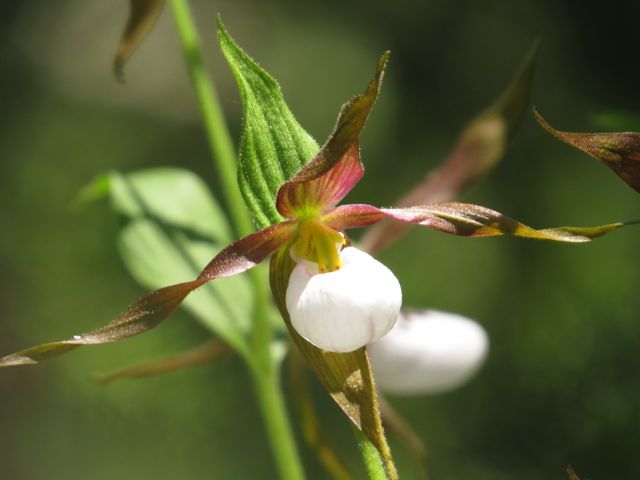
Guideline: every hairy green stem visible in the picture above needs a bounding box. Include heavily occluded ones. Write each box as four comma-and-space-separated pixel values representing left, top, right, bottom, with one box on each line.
168, 0, 253, 237
356, 428, 388, 480
167, 1, 304, 479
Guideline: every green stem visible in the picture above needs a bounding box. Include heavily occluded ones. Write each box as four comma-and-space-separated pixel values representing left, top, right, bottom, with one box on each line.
167, 1, 304, 479
250, 355, 306, 480
356, 428, 388, 480
168, 0, 253, 238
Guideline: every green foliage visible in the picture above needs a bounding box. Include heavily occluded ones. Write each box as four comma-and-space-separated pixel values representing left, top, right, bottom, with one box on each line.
217, 18, 319, 228
106, 168, 253, 351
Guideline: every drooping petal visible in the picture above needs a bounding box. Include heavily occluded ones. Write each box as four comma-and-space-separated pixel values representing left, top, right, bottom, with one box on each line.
535, 109, 640, 193
368, 310, 489, 395
286, 247, 401, 353
276, 53, 390, 218
323, 202, 633, 242
0, 221, 295, 368
361, 40, 541, 253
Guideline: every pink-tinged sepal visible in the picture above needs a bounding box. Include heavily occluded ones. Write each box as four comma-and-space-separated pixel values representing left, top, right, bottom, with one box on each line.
0, 221, 296, 368
276, 53, 390, 218
535, 109, 640, 193
379, 203, 632, 242
321, 203, 386, 230
198, 221, 296, 280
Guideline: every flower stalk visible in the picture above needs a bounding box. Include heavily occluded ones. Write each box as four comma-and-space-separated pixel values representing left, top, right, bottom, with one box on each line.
167, 1, 304, 478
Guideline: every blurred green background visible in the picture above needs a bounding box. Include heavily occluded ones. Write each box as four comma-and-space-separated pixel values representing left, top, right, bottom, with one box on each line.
1, 1, 639, 479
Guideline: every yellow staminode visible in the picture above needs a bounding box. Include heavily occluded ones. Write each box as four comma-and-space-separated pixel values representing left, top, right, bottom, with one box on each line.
292, 219, 346, 273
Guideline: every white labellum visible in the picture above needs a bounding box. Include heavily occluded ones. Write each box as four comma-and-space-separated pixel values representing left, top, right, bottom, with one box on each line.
286, 246, 402, 353
368, 309, 489, 395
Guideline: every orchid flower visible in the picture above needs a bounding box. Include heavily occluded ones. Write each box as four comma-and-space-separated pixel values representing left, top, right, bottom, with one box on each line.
369, 309, 489, 395
1, 49, 631, 369
0, 48, 634, 368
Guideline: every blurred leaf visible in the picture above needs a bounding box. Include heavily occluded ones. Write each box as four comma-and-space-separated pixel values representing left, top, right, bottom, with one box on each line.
270, 247, 398, 480
217, 18, 319, 228
108, 168, 253, 350
535, 109, 640, 193
114, 0, 165, 81
288, 345, 353, 480
379, 396, 429, 480
566, 465, 581, 480
94, 338, 231, 384
0, 216, 295, 367
276, 52, 389, 218
324, 202, 635, 242
361, 40, 541, 253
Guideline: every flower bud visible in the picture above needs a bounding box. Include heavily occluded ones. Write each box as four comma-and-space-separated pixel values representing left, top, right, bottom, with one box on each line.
368, 309, 488, 395
286, 246, 402, 353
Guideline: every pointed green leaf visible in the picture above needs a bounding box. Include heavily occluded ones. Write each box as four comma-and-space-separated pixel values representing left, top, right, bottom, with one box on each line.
217, 18, 320, 228
114, 0, 165, 81
270, 247, 398, 480
361, 40, 541, 254
535, 109, 640, 193
94, 338, 231, 384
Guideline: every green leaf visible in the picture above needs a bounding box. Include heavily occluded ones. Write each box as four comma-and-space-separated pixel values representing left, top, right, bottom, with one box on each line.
535, 109, 640, 193
217, 18, 320, 229
107, 168, 253, 351
361, 39, 541, 254
113, 0, 165, 81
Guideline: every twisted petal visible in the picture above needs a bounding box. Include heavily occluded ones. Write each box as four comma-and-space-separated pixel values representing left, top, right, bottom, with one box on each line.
369, 309, 489, 395
535, 109, 640, 193
276, 53, 390, 218
322, 202, 633, 242
361, 40, 541, 253
0, 221, 295, 367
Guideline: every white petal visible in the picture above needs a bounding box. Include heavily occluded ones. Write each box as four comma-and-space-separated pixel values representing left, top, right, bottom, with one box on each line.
368, 309, 489, 395
286, 247, 402, 353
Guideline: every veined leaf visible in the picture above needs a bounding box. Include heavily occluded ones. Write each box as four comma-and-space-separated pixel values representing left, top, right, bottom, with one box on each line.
108, 169, 252, 351
361, 40, 541, 254
114, 0, 165, 81
217, 18, 320, 228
